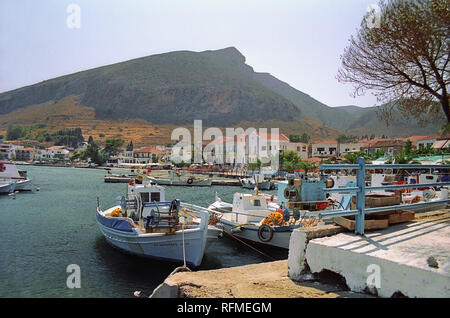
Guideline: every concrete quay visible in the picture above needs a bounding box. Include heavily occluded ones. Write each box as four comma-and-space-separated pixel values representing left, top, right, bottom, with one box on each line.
150, 209, 449, 298
290, 210, 450, 298
150, 260, 370, 298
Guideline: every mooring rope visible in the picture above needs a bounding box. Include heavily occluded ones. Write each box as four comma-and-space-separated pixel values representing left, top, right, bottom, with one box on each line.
181, 220, 187, 268
222, 230, 276, 261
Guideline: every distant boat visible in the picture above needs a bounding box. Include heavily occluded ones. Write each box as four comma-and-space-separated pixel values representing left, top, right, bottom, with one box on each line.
239, 174, 273, 190
96, 179, 221, 268
0, 162, 33, 191
146, 170, 212, 187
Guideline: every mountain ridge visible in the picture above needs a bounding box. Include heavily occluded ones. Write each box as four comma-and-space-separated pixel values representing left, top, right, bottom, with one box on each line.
0, 47, 441, 140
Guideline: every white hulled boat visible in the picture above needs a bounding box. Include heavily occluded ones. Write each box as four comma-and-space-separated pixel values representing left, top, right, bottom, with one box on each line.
96, 180, 221, 268
147, 170, 212, 187
0, 162, 33, 191
208, 190, 312, 249
239, 174, 272, 190
0, 180, 16, 194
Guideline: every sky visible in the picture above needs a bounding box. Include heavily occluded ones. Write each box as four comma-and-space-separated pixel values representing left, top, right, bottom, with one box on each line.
0, 0, 381, 107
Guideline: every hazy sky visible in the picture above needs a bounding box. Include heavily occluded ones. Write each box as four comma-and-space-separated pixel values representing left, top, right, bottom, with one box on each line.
0, 0, 381, 107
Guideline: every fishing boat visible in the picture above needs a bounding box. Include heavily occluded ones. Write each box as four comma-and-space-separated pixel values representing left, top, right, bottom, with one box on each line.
0, 180, 16, 194
96, 179, 221, 268
208, 189, 319, 249
0, 162, 33, 191
146, 170, 212, 187
366, 172, 449, 212
239, 174, 272, 190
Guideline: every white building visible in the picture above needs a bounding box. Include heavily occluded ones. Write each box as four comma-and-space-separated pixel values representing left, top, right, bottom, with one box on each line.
285, 142, 309, 160
35, 146, 70, 160
312, 139, 338, 157
0, 143, 22, 160
339, 143, 364, 155
119, 150, 135, 164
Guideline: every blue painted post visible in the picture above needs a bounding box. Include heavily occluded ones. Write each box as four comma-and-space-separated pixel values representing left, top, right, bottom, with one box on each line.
355, 157, 366, 235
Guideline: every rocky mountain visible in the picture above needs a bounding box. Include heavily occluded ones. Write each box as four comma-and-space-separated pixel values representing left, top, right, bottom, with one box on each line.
252, 73, 441, 137
0, 47, 441, 140
0, 47, 304, 127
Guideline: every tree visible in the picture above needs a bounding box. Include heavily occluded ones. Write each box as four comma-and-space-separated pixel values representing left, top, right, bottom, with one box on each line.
299, 133, 310, 143
103, 138, 124, 156
337, 0, 450, 127
87, 136, 94, 144
7, 125, 28, 140
282, 151, 303, 172
126, 140, 134, 151
288, 134, 301, 142
248, 159, 261, 171
80, 141, 106, 165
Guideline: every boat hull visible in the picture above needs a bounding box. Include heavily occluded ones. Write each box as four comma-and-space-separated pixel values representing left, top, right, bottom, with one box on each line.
96, 204, 213, 268
14, 179, 33, 191
0, 182, 15, 194
220, 218, 294, 249
149, 177, 212, 187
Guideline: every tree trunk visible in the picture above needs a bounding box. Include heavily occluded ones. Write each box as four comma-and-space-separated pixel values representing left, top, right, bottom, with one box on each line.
441, 93, 450, 123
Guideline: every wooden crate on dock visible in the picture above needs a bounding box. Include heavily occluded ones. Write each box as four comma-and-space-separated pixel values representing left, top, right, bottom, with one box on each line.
351, 191, 402, 209
333, 216, 389, 231
388, 210, 415, 224
333, 209, 415, 231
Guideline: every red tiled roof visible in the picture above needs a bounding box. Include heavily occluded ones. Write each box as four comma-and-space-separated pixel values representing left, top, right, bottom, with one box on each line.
361, 139, 405, 148
16, 147, 35, 151
257, 133, 289, 142
134, 147, 163, 154
405, 135, 439, 142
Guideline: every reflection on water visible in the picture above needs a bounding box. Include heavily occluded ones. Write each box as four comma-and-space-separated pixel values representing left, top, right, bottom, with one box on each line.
0, 166, 286, 298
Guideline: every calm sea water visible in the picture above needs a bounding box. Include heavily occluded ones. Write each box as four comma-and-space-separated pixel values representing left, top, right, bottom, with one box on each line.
0, 166, 286, 298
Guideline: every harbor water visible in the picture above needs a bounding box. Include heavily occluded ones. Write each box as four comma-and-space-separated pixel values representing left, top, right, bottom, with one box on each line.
0, 165, 286, 298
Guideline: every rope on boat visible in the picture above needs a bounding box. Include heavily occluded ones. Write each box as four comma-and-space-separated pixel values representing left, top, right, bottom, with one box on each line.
182, 220, 187, 268
222, 230, 276, 261
168, 219, 192, 276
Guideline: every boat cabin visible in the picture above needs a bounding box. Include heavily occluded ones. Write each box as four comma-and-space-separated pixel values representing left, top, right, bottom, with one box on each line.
231, 193, 271, 223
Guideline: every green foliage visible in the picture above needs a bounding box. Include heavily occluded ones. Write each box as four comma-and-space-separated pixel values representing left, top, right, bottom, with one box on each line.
336, 134, 358, 143
289, 133, 310, 143
7, 125, 29, 140
32, 122, 47, 129
343, 151, 372, 164
103, 138, 124, 156
248, 159, 261, 171
79, 141, 107, 165
281, 150, 312, 172
34, 130, 53, 142
126, 140, 134, 151
52, 128, 84, 148
98, 133, 105, 138
393, 139, 417, 164
70, 151, 81, 161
